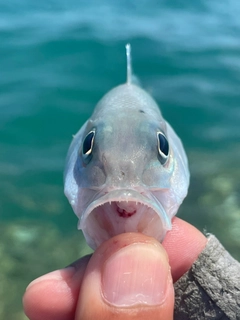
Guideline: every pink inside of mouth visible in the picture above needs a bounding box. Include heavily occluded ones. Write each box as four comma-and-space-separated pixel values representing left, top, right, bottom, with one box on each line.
81, 199, 166, 249
117, 207, 136, 217
116, 201, 137, 218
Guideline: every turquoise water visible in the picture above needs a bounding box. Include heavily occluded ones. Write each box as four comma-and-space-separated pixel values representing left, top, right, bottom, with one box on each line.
1, 1, 240, 318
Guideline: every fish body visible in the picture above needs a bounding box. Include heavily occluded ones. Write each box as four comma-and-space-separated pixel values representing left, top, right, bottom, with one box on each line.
64, 46, 189, 249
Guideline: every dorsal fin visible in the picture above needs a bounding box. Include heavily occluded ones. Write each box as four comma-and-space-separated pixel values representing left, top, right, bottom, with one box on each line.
126, 43, 132, 84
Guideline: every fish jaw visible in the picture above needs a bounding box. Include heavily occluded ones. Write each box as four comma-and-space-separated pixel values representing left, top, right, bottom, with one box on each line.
78, 189, 171, 249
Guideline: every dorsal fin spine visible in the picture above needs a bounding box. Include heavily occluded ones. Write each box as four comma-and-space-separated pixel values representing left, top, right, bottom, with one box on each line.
126, 43, 132, 84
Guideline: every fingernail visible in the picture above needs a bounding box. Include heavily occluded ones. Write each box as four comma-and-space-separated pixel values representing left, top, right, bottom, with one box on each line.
102, 243, 170, 307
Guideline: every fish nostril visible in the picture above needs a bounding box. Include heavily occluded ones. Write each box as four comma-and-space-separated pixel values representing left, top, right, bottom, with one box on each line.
121, 171, 125, 177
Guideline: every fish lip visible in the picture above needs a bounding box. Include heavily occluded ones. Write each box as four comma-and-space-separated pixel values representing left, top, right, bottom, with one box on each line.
79, 189, 172, 241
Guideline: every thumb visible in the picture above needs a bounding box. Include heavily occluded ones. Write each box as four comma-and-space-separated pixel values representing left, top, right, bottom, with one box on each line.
76, 233, 174, 320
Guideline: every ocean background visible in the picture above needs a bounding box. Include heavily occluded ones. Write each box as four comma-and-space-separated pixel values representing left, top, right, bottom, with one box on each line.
0, 1, 240, 318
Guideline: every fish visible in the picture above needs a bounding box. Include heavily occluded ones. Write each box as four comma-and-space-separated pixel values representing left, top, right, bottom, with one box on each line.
64, 44, 190, 249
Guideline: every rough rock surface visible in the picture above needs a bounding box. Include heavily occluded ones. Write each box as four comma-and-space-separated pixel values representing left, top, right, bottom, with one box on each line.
174, 235, 240, 319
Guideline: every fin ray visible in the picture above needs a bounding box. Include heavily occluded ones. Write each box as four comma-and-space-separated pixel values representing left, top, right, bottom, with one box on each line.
126, 43, 132, 84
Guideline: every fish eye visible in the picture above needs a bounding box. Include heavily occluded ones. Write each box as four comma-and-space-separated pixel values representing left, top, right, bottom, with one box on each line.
82, 129, 95, 162
157, 131, 169, 165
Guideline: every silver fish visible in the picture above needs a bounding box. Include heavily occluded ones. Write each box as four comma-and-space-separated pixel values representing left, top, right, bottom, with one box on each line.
64, 44, 189, 249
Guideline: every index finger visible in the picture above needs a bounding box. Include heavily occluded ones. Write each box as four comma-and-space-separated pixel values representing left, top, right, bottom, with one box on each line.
163, 217, 207, 282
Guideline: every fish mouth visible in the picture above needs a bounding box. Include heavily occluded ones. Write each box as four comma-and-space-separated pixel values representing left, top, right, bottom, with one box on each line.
79, 189, 172, 249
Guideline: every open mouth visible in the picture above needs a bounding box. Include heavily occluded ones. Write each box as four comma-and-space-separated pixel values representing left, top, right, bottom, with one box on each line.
79, 189, 171, 249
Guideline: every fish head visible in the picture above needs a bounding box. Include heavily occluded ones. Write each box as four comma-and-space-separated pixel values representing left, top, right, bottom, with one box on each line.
64, 83, 189, 249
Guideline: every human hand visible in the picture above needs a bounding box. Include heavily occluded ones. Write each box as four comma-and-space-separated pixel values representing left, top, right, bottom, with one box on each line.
23, 218, 207, 320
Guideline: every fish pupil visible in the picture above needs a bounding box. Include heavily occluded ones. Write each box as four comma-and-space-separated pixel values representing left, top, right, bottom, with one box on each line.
82, 131, 95, 156
157, 132, 169, 164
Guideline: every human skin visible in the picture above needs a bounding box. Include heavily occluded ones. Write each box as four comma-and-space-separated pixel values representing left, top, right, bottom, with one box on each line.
23, 217, 207, 320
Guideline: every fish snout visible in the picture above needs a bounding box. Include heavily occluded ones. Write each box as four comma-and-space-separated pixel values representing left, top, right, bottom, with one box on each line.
102, 154, 143, 186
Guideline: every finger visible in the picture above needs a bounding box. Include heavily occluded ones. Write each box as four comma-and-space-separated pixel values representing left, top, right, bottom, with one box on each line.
23, 255, 91, 320
76, 233, 174, 320
163, 217, 207, 282
23, 218, 207, 320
